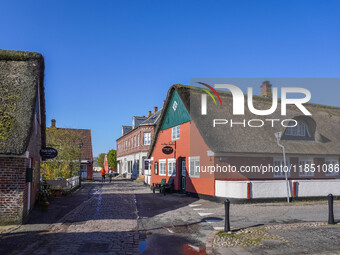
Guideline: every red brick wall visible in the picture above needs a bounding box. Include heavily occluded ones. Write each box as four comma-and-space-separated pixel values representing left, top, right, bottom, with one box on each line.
0, 118, 42, 224
0, 157, 27, 224
117, 125, 155, 158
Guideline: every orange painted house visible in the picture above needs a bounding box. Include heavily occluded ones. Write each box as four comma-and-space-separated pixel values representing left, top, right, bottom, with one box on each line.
148, 83, 340, 201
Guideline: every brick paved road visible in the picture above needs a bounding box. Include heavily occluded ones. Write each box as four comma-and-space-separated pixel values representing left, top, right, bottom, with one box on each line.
1, 175, 339, 255
17, 178, 145, 255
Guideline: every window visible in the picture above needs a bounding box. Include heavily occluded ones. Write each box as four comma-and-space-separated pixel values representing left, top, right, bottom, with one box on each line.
182, 160, 186, 176
168, 158, 176, 176
286, 122, 308, 136
172, 100, 178, 111
325, 158, 339, 176
134, 136, 136, 148
189, 156, 200, 178
128, 161, 132, 173
154, 162, 158, 175
159, 159, 166, 176
144, 160, 150, 171
273, 158, 290, 178
299, 158, 314, 176
136, 160, 140, 174
137, 134, 140, 147
172, 125, 180, 140
144, 132, 151, 145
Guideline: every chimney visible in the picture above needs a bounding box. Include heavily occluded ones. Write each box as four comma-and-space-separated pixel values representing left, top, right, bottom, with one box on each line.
154, 106, 158, 113
162, 100, 165, 108
148, 111, 152, 117
51, 119, 56, 128
260, 81, 272, 97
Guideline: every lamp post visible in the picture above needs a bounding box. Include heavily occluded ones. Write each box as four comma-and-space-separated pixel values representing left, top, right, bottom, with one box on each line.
275, 132, 290, 203
78, 143, 83, 187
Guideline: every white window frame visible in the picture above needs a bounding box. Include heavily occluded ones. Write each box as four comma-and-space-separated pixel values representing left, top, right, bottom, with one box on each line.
137, 133, 140, 147
286, 122, 310, 137
273, 158, 290, 178
172, 125, 180, 141
168, 158, 176, 177
325, 158, 339, 176
299, 157, 314, 177
189, 156, 200, 178
144, 132, 151, 145
159, 159, 166, 176
172, 100, 178, 111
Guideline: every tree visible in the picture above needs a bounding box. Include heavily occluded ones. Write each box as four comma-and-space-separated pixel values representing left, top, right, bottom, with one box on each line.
107, 149, 117, 170
40, 128, 82, 180
97, 153, 105, 168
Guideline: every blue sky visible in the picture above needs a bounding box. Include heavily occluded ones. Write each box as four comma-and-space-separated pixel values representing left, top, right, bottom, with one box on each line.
1, 0, 340, 156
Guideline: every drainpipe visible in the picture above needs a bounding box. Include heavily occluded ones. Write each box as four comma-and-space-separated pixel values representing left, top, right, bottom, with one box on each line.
275, 132, 290, 203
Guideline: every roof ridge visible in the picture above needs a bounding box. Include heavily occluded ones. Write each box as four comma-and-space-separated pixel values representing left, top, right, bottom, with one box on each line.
48, 127, 91, 131
0, 49, 43, 61
174, 84, 340, 110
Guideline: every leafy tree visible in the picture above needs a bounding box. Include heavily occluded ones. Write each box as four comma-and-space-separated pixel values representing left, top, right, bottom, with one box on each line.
97, 153, 105, 168
40, 128, 82, 180
107, 149, 117, 170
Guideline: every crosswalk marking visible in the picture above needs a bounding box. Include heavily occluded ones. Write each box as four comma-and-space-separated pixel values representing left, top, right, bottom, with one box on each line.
198, 212, 213, 217
189, 204, 202, 207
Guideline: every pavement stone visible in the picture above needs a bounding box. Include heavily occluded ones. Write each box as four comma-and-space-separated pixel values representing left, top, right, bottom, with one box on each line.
17, 179, 146, 255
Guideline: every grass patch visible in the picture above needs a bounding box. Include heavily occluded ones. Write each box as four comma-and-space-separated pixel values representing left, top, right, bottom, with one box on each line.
214, 227, 286, 247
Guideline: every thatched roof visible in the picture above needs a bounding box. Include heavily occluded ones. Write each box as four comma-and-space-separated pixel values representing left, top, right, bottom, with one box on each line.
148, 84, 340, 157
0, 49, 46, 155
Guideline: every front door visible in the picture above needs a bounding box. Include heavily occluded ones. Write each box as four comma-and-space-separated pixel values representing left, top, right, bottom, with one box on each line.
180, 158, 186, 193
80, 164, 87, 179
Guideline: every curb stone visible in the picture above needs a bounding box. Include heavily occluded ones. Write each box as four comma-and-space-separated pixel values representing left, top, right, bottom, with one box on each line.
206, 230, 218, 255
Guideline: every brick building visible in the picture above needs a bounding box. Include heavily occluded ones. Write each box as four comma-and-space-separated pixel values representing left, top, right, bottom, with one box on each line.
116, 107, 161, 181
148, 83, 340, 201
47, 120, 94, 180
0, 50, 46, 224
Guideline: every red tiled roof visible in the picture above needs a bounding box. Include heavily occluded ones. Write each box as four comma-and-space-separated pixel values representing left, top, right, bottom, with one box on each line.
72, 129, 93, 160
47, 127, 93, 160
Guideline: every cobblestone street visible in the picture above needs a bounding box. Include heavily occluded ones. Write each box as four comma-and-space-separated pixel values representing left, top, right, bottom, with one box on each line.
17, 178, 144, 255
1, 174, 340, 255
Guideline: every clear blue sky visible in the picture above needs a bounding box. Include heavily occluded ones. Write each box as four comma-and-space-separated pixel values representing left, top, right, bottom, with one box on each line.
1, 0, 340, 156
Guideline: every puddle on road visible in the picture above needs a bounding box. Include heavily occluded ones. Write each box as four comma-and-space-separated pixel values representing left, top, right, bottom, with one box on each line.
202, 217, 223, 223
138, 240, 147, 253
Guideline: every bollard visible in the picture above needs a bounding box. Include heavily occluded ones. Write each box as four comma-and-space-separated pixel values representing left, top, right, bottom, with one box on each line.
328, 194, 335, 224
224, 199, 230, 232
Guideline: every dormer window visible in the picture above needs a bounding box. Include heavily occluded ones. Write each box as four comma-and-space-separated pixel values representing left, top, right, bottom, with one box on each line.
285, 121, 309, 137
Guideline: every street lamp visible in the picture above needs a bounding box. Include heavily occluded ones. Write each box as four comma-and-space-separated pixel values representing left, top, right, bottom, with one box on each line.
275, 132, 290, 203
